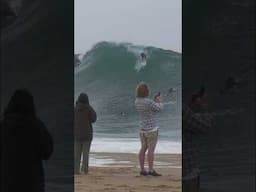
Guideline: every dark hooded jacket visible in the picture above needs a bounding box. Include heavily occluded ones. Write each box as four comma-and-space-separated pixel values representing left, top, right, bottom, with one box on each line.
0, 90, 53, 192
74, 93, 97, 141
0, 0, 18, 28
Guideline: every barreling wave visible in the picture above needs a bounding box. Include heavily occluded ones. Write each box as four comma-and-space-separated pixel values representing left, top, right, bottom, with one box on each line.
75, 41, 181, 92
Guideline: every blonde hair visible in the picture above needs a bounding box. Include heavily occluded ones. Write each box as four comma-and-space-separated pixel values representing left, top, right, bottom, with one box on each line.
136, 82, 150, 98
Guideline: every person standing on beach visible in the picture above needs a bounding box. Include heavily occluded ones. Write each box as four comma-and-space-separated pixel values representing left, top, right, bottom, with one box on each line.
1, 89, 53, 192
183, 90, 213, 192
135, 82, 163, 176
74, 93, 97, 175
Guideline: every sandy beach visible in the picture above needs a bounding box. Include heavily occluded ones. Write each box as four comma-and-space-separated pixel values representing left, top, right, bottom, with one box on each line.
75, 153, 181, 192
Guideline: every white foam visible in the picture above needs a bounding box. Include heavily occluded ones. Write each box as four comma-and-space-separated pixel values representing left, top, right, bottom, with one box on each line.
89, 155, 132, 167
126, 44, 146, 56
88, 153, 181, 168
124, 43, 150, 72
135, 60, 147, 72
90, 137, 181, 154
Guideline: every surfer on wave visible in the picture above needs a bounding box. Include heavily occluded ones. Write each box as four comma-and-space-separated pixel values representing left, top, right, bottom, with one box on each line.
140, 52, 146, 62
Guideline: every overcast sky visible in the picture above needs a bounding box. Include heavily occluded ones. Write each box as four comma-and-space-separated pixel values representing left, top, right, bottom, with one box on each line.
75, 0, 181, 54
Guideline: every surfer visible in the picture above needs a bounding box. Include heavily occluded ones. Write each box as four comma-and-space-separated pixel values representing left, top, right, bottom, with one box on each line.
140, 52, 146, 62
135, 82, 163, 176
166, 88, 175, 96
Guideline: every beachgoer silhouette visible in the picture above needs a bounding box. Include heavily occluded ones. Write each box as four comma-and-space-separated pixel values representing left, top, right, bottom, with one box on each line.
189, 86, 207, 112
183, 90, 213, 192
74, 93, 97, 174
1, 89, 53, 192
0, 0, 18, 28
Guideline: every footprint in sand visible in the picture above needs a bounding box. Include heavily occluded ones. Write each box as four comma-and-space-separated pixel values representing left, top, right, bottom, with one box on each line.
156, 185, 169, 188
118, 184, 129, 187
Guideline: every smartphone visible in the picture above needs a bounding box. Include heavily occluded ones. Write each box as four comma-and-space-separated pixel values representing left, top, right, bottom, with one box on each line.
154, 92, 161, 100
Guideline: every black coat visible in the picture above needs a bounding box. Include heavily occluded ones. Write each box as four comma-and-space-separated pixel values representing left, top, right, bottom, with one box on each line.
1, 113, 53, 192
74, 102, 97, 141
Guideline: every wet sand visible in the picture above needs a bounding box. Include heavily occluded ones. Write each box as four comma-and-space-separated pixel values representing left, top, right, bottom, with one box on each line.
75, 153, 181, 192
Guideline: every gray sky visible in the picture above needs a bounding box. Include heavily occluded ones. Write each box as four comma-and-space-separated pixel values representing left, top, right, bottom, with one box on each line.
75, 0, 181, 53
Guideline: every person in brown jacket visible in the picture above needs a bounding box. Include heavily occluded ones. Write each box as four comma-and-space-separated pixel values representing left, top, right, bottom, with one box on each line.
74, 93, 97, 174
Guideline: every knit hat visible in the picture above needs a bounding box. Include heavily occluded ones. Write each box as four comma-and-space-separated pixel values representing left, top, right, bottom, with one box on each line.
77, 93, 89, 104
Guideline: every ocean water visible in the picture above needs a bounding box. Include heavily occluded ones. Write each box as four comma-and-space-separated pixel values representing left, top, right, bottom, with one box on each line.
75, 42, 182, 154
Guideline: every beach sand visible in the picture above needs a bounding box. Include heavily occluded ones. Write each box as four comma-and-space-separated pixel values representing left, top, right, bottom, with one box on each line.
75, 153, 181, 192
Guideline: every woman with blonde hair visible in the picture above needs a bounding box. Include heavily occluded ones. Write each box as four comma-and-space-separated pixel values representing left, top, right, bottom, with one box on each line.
134, 82, 163, 176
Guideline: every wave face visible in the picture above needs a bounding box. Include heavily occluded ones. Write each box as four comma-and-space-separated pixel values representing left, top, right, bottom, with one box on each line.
75, 42, 182, 142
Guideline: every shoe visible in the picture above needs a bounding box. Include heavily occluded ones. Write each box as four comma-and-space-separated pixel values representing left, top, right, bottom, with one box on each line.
148, 170, 162, 176
140, 170, 148, 176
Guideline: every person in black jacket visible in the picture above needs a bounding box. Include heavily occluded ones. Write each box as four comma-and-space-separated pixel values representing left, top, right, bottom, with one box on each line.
74, 93, 97, 175
0, 89, 53, 192
0, 0, 18, 29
